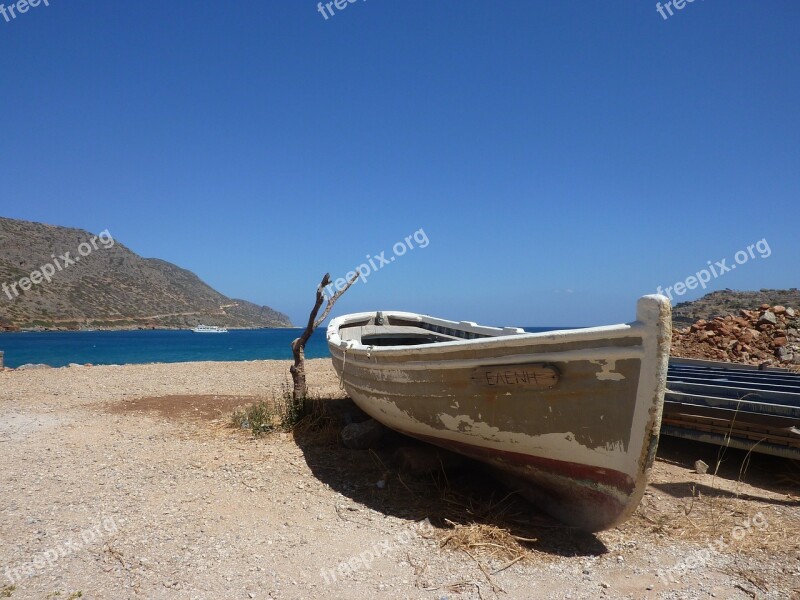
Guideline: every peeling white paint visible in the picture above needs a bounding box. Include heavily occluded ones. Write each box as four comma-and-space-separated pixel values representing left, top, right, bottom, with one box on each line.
432, 413, 627, 461
592, 359, 626, 381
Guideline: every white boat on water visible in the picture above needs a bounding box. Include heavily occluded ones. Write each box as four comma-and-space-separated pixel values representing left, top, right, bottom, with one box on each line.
327, 295, 672, 532
191, 324, 229, 333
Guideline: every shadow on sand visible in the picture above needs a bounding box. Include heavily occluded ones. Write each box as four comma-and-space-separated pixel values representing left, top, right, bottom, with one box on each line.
292, 400, 609, 558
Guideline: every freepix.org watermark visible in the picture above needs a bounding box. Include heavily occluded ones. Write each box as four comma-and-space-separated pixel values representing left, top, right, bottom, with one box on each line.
655, 238, 771, 302
1, 0, 51, 24
656, 0, 702, 21
316, 0, 365, 21
3, 515, 119, 585
320, 518, 433, 585
656, 512, 768, 583
2, 229, 115, 301
324, 228, 429, 298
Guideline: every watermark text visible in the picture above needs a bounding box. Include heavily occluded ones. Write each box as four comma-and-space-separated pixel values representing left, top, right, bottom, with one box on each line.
324, 228, 429, 298
656, 0, 702, 21
1, 0, 51, 24
3, 515, 119, 585
655, 238, 770, 302
320, 518, 433, 585
2, 229, 115, 302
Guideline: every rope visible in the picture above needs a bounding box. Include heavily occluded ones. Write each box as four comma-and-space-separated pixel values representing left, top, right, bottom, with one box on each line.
339, 346, 347, 390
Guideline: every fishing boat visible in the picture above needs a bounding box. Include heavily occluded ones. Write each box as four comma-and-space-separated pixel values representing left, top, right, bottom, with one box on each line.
191, 324, 229, 333
327, 295, 671, 531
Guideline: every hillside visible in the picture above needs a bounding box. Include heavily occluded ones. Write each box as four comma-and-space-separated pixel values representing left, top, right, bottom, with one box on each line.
0, 217, 292, 330
672, 289, 800, 326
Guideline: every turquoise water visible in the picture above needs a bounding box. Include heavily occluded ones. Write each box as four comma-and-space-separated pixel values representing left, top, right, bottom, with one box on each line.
0, 327, 562, 368
0, 329, 330, 368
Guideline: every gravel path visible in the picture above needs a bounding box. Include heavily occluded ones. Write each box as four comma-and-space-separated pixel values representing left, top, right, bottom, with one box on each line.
1, 360, 797, 599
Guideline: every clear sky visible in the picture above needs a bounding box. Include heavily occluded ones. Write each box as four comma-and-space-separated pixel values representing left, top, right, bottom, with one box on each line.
1, 1, 798, 327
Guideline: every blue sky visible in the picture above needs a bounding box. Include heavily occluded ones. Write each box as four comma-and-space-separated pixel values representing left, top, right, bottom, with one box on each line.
1, 1, 798, 327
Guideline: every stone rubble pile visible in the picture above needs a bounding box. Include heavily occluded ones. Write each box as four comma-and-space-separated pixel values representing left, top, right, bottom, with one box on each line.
672, 304, 800, 369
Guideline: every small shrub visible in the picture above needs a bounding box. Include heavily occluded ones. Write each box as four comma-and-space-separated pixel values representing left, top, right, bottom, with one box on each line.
231, 401, 276, 435
230, 386, 304, 435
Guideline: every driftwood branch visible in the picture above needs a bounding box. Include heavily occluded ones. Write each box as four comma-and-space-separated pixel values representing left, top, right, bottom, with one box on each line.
290, 272, 359, 408
314, 274, 358, 328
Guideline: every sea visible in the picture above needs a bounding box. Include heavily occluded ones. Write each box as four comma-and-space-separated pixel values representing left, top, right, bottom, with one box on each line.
0, 327, 562, 369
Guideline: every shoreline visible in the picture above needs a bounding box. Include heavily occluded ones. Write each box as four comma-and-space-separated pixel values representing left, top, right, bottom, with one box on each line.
1, 356, 319, 369
1, 356, 332, 372
0, 325, 298, 333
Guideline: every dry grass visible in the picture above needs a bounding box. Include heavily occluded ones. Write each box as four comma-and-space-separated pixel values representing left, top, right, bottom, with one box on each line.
635, 490, 786, 552
438, 520, 532, 562
423, 472, 561, 586
631, 449, 799, 559
621, 404, 800, 562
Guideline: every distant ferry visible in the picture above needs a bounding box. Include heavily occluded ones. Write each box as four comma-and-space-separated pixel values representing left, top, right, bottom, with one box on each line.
191, 324, 229, 333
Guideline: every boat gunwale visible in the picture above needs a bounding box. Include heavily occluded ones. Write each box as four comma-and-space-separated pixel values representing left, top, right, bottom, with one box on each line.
327, 310, 645, 359
329, 346, 645, 370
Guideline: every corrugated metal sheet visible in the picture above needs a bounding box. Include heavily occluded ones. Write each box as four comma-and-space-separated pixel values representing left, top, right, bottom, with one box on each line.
664, 359, 800, 460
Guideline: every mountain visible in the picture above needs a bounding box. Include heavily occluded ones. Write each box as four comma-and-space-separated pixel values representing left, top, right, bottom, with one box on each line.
672, 289, 800, 327
0, 217, 292, 330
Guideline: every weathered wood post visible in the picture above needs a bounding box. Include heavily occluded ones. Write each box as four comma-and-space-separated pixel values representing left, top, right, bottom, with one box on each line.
290, 272, 358, 413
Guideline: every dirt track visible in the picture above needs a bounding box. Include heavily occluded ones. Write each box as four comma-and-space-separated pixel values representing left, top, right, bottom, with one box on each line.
1, 360, 798, 599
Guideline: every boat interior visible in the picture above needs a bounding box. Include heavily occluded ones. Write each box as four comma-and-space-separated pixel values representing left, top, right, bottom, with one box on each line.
335, 311, 527, 347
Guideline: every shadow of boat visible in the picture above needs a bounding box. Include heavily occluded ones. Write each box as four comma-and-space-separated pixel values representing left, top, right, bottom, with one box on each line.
292, 399, 610, 558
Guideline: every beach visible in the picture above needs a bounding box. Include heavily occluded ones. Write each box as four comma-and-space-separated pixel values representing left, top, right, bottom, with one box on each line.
1, 360, 798, 600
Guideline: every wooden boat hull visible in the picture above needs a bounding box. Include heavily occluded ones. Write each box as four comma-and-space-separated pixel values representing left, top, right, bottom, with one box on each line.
326, 296, 671, 531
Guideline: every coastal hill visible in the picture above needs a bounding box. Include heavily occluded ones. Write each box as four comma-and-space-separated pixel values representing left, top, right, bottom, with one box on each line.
672, 289, 800, 326
0, 217, 292, 330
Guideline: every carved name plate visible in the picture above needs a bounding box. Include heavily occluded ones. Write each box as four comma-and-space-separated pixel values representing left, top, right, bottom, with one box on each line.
472, 363, 559, 389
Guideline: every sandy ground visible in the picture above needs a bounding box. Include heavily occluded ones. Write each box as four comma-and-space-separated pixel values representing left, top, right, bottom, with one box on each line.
0, 360, 798, 600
